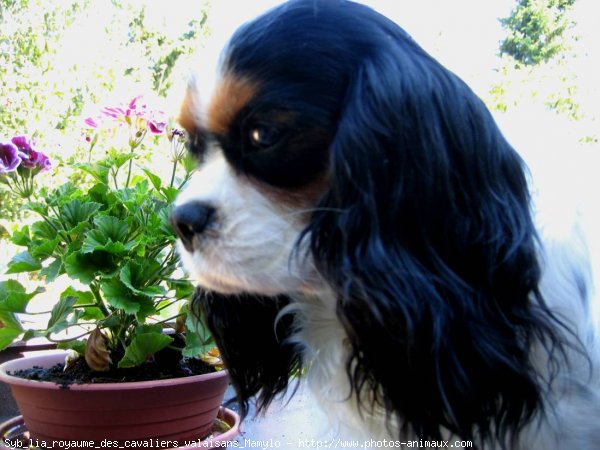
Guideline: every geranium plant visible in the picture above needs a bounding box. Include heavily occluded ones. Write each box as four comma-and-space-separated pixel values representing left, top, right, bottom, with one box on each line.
0, 97, 219, 374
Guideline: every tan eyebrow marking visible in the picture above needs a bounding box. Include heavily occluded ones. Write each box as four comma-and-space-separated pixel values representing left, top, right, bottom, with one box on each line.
207, 75, 258, 136
178, 79, 202, 135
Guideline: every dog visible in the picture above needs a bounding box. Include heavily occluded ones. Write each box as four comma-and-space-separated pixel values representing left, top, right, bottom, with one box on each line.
170, 1, 600, 448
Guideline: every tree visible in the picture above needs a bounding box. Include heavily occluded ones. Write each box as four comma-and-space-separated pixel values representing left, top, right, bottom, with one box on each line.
490, 0, 589, 127
499, 0, 576, 66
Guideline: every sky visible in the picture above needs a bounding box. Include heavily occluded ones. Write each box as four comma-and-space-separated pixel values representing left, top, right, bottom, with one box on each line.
59, 0, 597, 132
203, 0, 595, 92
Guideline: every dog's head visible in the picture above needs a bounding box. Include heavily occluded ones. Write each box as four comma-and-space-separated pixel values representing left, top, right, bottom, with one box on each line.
172, 0, 566, 444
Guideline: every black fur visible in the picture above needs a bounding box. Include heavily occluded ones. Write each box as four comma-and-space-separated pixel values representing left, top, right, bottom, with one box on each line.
192, 289, 301, 418
195, 0, 570, 447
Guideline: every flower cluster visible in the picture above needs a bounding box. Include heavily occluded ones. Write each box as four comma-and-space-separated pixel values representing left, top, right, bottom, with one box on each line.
0, 135, 52, 198
85, 95, 166, 142
84, 95, 168, 187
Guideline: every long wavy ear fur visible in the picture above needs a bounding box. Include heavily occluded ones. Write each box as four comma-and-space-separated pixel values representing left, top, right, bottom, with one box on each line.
304, 26, 567, 446
192, 289, 301, 419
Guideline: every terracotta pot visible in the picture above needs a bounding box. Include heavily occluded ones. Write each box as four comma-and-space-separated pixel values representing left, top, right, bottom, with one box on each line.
0, 352, 230, 445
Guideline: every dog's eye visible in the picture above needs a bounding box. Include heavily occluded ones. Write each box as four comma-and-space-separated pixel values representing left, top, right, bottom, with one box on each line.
248, 124, 282, 149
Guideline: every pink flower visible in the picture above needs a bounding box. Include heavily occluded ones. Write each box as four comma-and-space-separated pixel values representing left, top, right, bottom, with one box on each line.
147, 120, 166, 134
128, 95, 142, 110
84, 117, 99, 128
95, 96, 166, 135
102, 106, 128, 121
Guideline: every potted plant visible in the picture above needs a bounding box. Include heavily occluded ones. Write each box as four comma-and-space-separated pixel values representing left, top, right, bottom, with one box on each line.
0, 97, 235, 446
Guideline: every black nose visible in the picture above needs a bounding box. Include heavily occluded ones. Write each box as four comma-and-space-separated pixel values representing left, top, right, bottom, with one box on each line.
170, 202, 216, 252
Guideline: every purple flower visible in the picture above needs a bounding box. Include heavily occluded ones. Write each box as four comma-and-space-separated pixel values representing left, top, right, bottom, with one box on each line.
6, 135, 53, 174
11, 135, 33, 152
19, 148, 52, 172
37, 153, 52, 172
0, 142, 22, 174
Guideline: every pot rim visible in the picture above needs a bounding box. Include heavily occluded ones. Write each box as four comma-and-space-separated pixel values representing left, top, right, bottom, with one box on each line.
0, 407, 241, 450
0, 351, 228, 391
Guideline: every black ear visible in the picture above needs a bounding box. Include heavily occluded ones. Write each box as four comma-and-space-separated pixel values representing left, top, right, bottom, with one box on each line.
304, 35, 566, 445
192, 289, 301, 419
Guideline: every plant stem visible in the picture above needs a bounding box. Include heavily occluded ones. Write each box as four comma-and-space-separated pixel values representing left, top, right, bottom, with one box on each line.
125, 149, 134, 188
46, 328, 93, 343
169, 159, 178, 188
152, 313, 184, 326
72, 303, 101, 309
89, 282, 110, 317
155, 299, 181, 312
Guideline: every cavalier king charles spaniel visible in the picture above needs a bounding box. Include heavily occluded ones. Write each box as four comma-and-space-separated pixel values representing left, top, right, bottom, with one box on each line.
170, 1, 600, 448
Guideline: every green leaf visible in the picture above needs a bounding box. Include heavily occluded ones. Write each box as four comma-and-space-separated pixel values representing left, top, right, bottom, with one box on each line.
142, 167, 162, 191
0, 310, 23, 330
168, 279, 195, 300
21, 329, 40, 342
75, 162, 111, 184
24, 201, 49, 216
182, 308, 213, 357
10, 226, 31, 246
64, 253, 97, 284
61, 287, 104, 321
135, 324, 164, 335
100, 279, 140, 315
118, 332, 173, 368
31, 220, 59, 241
136, 297, 158, 322
60, 200, 102, 230
181, 154, 197, 176
80, 229, 107, 254
0, 328, 22, 351
120, 261, 166, 297
81, 229, 134, 255
64, 248, 117, 284
46, 296, 77, 335
61, 286, 94, 304
30, 237, 60, 259
0, 280, 44, 313
87, 182, 109, 203
94, 216, 128, 242
6, 251, 42, 274
53, 183, 80, 204
159, 186, 179, 203
109, 151, 136, 170
40, 258, 63, 282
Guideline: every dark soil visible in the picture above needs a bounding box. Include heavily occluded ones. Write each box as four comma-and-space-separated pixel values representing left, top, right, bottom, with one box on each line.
10, 356, 216, 386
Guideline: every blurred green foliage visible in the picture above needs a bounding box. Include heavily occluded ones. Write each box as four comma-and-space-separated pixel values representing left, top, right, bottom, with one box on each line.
0, 0, 210, 220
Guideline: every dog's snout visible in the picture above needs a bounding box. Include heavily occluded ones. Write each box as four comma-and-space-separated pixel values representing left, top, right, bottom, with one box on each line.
170, 202, 216, 252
